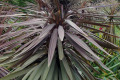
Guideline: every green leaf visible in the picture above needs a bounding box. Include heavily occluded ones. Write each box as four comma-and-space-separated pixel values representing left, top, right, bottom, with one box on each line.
0, 66, 35, 80
14, 51, 45, 72
103, 77, 107, 80
59, 69, 62, 80
71, 67, 82, 80
60, 61, 69, 80
53, 65, 58, 80
58, 38, 64, 60
33, 60, 47, 80
106, 54, 120, 66
46, 57, 56, 80
41, 56, 56, 80
73, 59, 96, 80
22, 67, 35, 80
109, 62, 120, 69
0, 57, 21, 67
68, 54, 96, 80
62, 57, 74, 80
0, 53, 13, 60
27, 59, 46, 80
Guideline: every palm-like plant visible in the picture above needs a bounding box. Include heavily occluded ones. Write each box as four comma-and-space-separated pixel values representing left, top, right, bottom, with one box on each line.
0, 0, 120, 80
95, 0, 120, 45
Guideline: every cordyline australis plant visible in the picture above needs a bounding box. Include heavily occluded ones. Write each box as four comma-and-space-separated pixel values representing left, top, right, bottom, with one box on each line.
94, 0, 120, 45
0, 0, 120, 80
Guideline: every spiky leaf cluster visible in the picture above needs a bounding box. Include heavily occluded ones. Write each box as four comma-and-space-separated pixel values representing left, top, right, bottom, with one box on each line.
0, 0, 120, 80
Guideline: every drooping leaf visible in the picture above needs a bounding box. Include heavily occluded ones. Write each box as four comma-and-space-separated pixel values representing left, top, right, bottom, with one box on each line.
0, 65, 35, 80
92, 56, 111, 72
68, 53, 96, 80
0, 19, 46, 28
14, 51, 46, 72
66, 32, 100, 60
65, 19, 88, 36
93, 38, 120, 49
81, 30, 111, 56
14, 24, 55, 58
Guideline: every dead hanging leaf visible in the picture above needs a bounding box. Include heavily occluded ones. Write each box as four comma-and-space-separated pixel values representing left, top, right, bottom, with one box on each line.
93, 38, 120, 49
58, 25, 64, 41
91, 56, 111, 72
83, 25, 120, 38
48, 28, 58, 67
77, 4, 117, 11
78, 19, 110, 27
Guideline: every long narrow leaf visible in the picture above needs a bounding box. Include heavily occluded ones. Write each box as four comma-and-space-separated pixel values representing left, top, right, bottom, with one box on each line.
48, 28, 58, 67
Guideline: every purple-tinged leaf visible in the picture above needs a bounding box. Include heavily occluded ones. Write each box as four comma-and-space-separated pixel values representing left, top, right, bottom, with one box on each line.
91, 56, 111, 72
65, 19, 88, 36
0, 26, 41, 41
0, 19, 46, 28
15, 38, 36, 53
0, 14, 34, 17
65, 36, 94, 61
77, 4, 118, 11
58, 25, 64, 41
83, 25, 120, 38
81, 28, 111, 56
93, 38, 120, 49
78, 20, 109, 27
84, 36, 111, 56
48, 28, 58, 67
0, 31, 37, 51
14, 24, 55, 58
0, 67, 9, 78
66, 33, 100, 60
